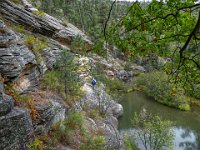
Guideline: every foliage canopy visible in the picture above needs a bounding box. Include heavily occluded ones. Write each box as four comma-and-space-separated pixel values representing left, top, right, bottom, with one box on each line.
109, 0, 200, 95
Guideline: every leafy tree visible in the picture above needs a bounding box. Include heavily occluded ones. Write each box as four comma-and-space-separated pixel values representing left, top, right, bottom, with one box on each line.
42, 48, 82, 103
110, 0, 200, 96
132, 110, 174, 150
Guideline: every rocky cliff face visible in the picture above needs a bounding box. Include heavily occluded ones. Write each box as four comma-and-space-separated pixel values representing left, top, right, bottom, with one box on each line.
0, 19, 69, 149
0, 80, 34, 150
0, 0, 92, 47
0, 0, 124, 149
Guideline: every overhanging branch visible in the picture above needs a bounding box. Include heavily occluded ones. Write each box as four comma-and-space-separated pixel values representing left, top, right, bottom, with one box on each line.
104, 0, 117, 46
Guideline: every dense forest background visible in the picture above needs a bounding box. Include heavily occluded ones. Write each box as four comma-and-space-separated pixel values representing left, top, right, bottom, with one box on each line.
1, 0, 200, 149
30, 0, 200, 100
31, 0, 131, 41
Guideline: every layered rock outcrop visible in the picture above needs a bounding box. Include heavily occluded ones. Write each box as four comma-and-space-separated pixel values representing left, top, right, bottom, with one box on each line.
0, 10, 68, 150
0, 0, 92, 47
0, 20, 36, 80
0, 80, 34, 150
0, 1, 126, 149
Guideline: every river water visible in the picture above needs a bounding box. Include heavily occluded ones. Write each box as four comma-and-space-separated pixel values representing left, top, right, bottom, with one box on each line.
118, 92, 200, 150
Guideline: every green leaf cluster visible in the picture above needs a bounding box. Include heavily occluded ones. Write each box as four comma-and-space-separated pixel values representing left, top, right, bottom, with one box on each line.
134, 71, 190, 110
132, 111, 174, 150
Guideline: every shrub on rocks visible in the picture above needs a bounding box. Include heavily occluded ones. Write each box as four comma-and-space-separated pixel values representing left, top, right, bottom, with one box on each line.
134, 71, 190, 111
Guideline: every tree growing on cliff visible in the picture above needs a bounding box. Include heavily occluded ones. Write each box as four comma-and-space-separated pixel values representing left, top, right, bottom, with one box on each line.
42, 48, 82, 103
109, 0, 200, 95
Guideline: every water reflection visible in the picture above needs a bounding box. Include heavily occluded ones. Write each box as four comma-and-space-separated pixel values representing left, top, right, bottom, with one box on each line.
174, 128, 197, 150
118, 92, 200, 150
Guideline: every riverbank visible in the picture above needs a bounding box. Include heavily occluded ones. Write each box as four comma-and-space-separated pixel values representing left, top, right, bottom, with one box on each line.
118, 91, 200, 150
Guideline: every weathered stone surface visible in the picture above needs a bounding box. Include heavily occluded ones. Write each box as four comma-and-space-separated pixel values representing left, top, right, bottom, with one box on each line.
41, 39, 68, 70
15, 65, 41, 93
111, 103, 123, 118
128, 64, 146, 76
107, 70, 115, 77
0, 81, 34, 150
0, 20, 36, 81
54, 23, 92, 46
42, 47, 60, 70
0, 27, 18, 48
76, 83, 123, 118
117, 70, 132, 81
0, 108, 34, 150
31, 91, 67, 133
0, 81, 3, 99
86, 116, 125, 150
0, 94, 14, 117
0, 0, 92, 47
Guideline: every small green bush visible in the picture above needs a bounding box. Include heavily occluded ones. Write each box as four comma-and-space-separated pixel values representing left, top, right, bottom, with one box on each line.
106, 79, 128, 92
192, 84, 200, 100
87, 109, 101, 119
32, 10, 45, 17
10, 0, 22, 4
123, 133, 139, 150
28, 138, 43, 150
42, 49, 82, 104
70, 36, 87, 53
179, 103, 191, 111
92, 41, 107, 56
14, 25, 26, 33
66, 112, 85, 130
4, 84, 30, 103
134, 71, 190, 110
42, 70, 63, 92
42, 69, 82, 103
24, 35, 47, 53
80, 135, 106, 150
50, 112, 85, 146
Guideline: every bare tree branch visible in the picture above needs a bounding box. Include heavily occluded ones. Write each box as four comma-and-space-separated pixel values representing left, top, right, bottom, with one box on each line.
104, 0, 117, 47
180, 12, 200, 53
178, 3, 200, 11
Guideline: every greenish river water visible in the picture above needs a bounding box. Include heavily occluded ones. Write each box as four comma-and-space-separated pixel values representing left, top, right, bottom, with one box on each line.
118, 92, 200, 150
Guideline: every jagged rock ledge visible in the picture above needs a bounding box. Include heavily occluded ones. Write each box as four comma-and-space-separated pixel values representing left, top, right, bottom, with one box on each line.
0, 0, 92, 47
0, 81, 34, 150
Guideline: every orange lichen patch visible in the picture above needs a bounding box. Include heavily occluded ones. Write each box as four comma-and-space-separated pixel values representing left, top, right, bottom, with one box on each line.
28, 99, 38, 121
3, 83, 20, 105
3, 83, 39, 120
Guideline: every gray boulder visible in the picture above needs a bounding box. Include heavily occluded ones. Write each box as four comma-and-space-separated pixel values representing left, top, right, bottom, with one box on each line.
117, 70, 132, 81
76, 83, 123, 118
0, 81, 34, 150
31, 91, 67, 134
0, 94, 14, 117
0, 108, 34, 150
